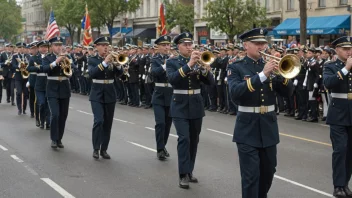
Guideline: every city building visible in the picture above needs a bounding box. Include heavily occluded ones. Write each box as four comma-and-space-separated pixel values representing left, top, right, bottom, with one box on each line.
21, 0, 47, 43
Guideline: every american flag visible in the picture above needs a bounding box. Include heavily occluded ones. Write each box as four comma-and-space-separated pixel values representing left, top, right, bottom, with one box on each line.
44, 10, 60, 40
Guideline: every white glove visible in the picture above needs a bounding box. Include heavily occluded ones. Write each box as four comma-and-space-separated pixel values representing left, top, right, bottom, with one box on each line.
224, 77, 227, 82
26, 81, 30, 88
293, 79, 298, 86
162, 63, 166, 70
314, 83, 318, 88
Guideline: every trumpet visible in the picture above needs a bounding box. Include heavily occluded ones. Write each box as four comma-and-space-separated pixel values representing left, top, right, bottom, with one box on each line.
16, 57, 29, 79
59, 54, 72, 77
259, 51, 301, 79
110, 52, 129, 65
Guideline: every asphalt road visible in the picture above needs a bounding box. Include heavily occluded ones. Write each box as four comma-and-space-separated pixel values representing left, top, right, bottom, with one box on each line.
0, 91, 338, 198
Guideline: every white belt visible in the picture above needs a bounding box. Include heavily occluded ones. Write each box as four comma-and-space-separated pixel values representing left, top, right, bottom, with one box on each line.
92, 79, 114, 84
238, 105, 275, 114
47, 76, 68, 81
37, 73, 47, 76
0, 69, 3, 71
331, 93, 352, 100
173, 89, 201, 95
155, 83, 172, 87
29, 72, 37, 75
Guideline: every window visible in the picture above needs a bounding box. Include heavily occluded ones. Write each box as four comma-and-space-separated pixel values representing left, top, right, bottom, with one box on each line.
203, 0, 208, 16
146, 0, 150, 17
318, 0, 325, 7
274, 0, 281, 11
287, 0, 294, 10
340, 0, 348, 5
266, 0, 270, 11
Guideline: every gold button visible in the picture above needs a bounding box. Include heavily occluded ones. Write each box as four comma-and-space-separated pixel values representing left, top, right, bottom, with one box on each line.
262, 99, 264, 102
261, 89, 263, 91
350, 78, 351, 80
261, 94, 264, 96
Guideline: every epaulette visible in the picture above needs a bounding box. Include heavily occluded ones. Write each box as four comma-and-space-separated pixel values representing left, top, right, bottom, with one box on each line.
232, 59, 244, 64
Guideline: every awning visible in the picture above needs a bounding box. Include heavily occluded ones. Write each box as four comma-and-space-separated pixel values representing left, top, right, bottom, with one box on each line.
125, 28, 156, 38
110, 27, 133, 37
273, 15, 350, 36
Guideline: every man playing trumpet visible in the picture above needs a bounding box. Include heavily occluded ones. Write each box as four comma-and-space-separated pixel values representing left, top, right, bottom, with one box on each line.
43, 37, 74, 149
227, 28, 293, 198
88, 36, 123, 159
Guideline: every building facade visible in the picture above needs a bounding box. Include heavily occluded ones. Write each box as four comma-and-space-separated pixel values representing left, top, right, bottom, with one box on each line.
21, 0, 47, 43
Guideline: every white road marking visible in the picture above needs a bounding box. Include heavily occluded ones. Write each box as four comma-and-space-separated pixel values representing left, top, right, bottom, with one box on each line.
41, 178, 75, 198
76, 110, 93, 115
10, 155, 23, 163
0, 144, 8, 151
145, 127, 155, 131
274, 175, 332, 197
126, 141, 157, 152
23, 164, 38, 176
69, 106, 73, 109
207, 128, 233, 136
169, 134, 178, 138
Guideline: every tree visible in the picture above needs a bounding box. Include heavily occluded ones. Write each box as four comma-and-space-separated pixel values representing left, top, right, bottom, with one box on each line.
43, 0, 86, 44
299, 0, 307, 45
86, 0, 141, 39
164, 1, 195, 33
0, 0, 22, 41
203, 0, 269, 42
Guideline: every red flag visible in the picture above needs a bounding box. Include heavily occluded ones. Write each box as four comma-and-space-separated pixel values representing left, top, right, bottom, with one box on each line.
83, 5, 93, 46
157, 3, 167, 36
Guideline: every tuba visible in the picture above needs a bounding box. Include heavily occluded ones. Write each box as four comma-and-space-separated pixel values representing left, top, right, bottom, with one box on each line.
259, 51, 301, 79
16, 57, 29, 79
59, 54, 72, 77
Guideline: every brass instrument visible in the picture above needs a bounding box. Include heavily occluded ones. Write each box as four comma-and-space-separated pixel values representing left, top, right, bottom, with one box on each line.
59, 54, 72, 77
110, 52, 129, 65
16, 57, 29, 79
5, 55, 12, 65
259, 51, 301, 79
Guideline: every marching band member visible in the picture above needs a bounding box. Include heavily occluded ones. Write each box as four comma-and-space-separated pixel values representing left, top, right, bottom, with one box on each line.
27, 41, 50, 129
323, 36, 352, 197
43, 37, 74, 149
166, 32, 214, 189
227, 28, 293, 198
88, 36, 123, 159
151, 35, 173, 160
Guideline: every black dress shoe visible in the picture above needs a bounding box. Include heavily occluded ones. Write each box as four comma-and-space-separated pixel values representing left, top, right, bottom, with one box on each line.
307, 118, 318, 122
7, 100, 10, 103
188, 173, 198, 183
51, 141, 57, 148
46, 125, 50, 130
40, 125, 44, 129
179, 176, 190, 189
57, 141, 64, 148
36, 120, 40, 127
93, 150, 99, 159
164, 148, 170, 157
344, 186, 352, 196
18, 111, 21, 115
294, 116, 302, 120
321, 117, 327, 121
301, 118, 307, 121
11, 103, 15, 106
229, 111, 236, 115
30, 114, 34, 118
333, 187, 347, 197
157, 150, 166, 160
208, 108, 216, 112
23, 111, 26, 115
100, 150, 111, 159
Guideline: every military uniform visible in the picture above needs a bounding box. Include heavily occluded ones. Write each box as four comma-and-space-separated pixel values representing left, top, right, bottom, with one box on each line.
11, 42, 29, 115
26, 41, 39, 123
42, 37, 73, 149
89, 37, 123, 159
227, 28, 293, 198
143, 49, 153, 109
151, 36, 173, 160
166, 32, 214, 189
0, 46, 15, 105
27, 41, 50, 129
294, 55, 309, 120
323, 36, 352, 197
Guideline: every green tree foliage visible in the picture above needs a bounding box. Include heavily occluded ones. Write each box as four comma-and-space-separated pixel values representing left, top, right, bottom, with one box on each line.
0, 0, 22, 41
204, 0, 269, 42
165, 1, 194, 33
86, 0, 141, 38
43, 0, 86, 44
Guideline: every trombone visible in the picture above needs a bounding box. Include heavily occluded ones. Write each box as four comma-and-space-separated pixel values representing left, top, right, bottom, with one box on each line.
259, 51, 301, 79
